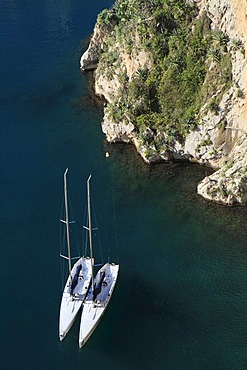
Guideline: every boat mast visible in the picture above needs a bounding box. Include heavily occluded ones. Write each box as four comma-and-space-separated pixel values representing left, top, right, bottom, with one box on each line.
64, 168, 72, 283
87, 175, 94, 292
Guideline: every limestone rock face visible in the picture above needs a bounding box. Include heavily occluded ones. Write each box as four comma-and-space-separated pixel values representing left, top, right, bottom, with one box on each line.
80, 0, 247, 206
80, 24, 109, 70
196, 0, 247, 135
102, 109, 135, 143
198, 135, 247, 205
94, 33, 153, 104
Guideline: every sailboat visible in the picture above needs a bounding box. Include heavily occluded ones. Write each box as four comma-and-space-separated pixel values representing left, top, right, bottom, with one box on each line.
59, 168, 93, 341
79, 175, 119, 348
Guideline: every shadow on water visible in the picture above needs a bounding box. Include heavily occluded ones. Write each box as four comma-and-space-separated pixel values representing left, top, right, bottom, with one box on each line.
0, 80, 77, 114
96, 273, 227, 370
72, 94, 100, 112
21, 82, 76, 109
97, 246, 247, 369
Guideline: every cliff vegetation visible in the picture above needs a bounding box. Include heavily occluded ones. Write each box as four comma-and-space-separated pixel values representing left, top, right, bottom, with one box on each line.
80, 0, 247, 206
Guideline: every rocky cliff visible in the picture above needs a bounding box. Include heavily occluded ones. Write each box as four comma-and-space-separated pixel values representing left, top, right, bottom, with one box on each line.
80, 0, 247, 206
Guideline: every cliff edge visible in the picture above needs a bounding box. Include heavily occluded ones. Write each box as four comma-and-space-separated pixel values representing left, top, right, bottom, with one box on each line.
80, 0, 247, 206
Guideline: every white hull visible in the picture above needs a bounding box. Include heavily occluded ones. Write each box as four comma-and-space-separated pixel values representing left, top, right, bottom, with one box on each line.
59, 257, 92, 341
79, 262, 119, 347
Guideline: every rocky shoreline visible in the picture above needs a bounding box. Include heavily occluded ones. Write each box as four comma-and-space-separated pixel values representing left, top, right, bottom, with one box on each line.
80, 0, 247, 206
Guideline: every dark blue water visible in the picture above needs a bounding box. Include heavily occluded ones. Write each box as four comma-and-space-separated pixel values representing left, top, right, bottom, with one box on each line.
1, 1, 247, 369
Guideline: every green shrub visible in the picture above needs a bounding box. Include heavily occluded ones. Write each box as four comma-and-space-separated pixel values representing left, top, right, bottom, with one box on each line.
237, 88, 245, 99
217, 119, 227, 132
231, 38, 244, 51
208, 47, 221, 63
212, 29, 229, 46
96, 0, 233, 144
200, 138, 212, 146
209, 100, 219, 114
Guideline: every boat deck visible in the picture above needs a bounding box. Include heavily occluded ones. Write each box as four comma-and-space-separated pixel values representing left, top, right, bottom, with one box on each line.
86, 263, 119, 306
59, 257, 92, 340
79, 263, 119, 347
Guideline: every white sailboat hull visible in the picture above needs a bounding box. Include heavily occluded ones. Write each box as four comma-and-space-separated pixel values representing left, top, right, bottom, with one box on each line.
79, 262, 119, 348
59, 257, 92, 341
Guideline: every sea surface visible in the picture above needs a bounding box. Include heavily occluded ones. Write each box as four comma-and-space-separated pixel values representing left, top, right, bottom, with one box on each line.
1, 1, 247, 369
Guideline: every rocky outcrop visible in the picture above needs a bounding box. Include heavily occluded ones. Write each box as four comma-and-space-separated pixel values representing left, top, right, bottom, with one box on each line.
191, 0, 247, 204
102, 109, 135, 143
80, 0, 247, 206
197, 134, 247, 204
80, 23, 110, 70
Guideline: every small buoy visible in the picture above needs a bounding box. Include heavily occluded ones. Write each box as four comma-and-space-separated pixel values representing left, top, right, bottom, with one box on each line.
105, 152, 110, 158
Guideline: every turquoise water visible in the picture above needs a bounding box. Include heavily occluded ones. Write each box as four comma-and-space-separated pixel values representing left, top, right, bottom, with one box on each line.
1, 1, 247, 369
